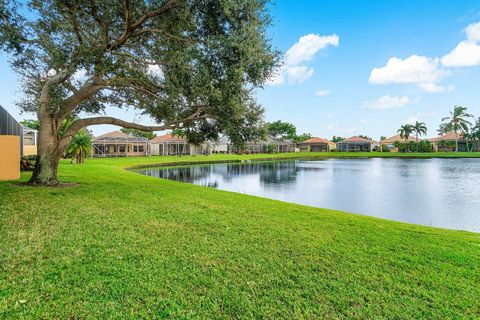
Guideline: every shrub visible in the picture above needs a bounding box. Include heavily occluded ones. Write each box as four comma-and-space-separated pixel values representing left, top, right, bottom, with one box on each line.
20, 155, 37, 171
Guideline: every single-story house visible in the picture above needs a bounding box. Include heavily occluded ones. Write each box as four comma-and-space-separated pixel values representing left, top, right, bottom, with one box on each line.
0, 105, 21, 180
428, 132, 476, 152
92, 131, 149, 157
380, 134, 419, 151
150, 134, 208, 156
298, 137, 335, 152
23, 127, 38, 156
336, 136, 373, 152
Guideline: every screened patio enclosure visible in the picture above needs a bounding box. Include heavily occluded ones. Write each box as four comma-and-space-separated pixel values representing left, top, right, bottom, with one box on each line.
92, 131, 149, 157
336, 136, 372, 152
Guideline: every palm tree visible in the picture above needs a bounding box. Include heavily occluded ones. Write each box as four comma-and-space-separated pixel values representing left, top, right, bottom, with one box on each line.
413, 121, 427, 142
397, 124, 414, 142
441, 105, 473, 152
67, 129, 92, 164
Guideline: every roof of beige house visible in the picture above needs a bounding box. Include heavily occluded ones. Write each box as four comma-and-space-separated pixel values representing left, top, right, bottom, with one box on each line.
299, 137, 334, 145
93, 131, 148, 143
337, 136, 372, 143
381, 134, 419, 144
429, 132, 463, 142
150, 133, 187, 144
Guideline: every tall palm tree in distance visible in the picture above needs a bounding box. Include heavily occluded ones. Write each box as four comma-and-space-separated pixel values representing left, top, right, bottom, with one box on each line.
413, 121, 427, 142
441, 105, 473, 152
397, 124, 414, 142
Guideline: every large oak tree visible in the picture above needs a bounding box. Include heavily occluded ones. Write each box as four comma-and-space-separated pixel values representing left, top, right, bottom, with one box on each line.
0, 0, 277, 185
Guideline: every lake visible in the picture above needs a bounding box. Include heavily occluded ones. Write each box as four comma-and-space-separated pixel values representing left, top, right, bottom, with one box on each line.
133, 158, 480, 232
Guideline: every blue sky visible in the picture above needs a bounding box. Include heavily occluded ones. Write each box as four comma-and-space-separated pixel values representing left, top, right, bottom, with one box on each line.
1, 0, 480, 139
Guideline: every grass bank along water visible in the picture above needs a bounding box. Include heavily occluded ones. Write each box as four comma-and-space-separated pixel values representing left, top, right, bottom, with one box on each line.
1, 152, 479, 318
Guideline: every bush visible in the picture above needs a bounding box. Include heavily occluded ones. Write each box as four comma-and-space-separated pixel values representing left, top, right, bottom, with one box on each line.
381, 145, 390, 152
20, 155, 37, 171
393, 140, 433, 153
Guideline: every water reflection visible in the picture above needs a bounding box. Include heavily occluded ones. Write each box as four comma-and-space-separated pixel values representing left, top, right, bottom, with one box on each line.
135, 158, 480, 232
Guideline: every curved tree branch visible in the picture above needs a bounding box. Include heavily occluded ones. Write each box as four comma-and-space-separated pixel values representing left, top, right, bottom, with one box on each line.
60, 108, 206, 140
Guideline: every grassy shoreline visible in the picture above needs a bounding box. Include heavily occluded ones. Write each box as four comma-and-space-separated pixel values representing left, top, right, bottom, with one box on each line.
1, 153, 479, 318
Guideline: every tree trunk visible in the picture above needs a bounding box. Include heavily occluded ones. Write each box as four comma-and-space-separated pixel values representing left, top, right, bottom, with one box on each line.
455, 132, 459, 152
28, 117, 64, 186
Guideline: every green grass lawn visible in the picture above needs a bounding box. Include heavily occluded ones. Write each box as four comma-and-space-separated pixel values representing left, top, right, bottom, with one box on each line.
1, 152, 479, 318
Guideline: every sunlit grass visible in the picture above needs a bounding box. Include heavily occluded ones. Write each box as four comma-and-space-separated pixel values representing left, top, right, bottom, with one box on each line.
1, 152, 479, 318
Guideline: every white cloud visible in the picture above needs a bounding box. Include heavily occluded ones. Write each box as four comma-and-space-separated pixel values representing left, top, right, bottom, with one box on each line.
268, 33, 339, 86
327, 124, 335, 130
465, 21, 480, 42
370, 55, 448, 85
325, 112, 334, 119
418, 82, 454, 93
441, 21, 480, 67
285, 65, 314, 84
285, 34, 339, 65
363, 95, 411, 110
316, 89, 331, 96
441, 40, 480, 67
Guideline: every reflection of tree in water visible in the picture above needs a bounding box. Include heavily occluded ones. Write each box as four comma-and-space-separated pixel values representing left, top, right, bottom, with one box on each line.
141, 165, 212, 183
217, 161, 299, 185
139, 160, 301, 187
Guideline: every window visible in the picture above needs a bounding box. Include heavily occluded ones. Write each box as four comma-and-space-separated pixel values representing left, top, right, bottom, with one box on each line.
134, 145, 144, 152
119, 146, 126, 153
23, 131, 36, 146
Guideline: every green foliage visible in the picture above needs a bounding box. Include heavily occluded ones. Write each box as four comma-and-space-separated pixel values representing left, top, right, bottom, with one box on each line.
394, 140, 433, 153
0, 0, 279, 145
441, 106, 473, 151
292, 133, 312, 143
19, 119, 40, 130
66, 129, 92, 164
397, 124, 414, 141
332, 136, 344, 143
437, 140, 456, 152
266, 143, 275, 153
20, 155, 36, 171
266, 120, 297, 140
437, 123, 448, 135
121, 128, 156, 140
413, 121, 427, 140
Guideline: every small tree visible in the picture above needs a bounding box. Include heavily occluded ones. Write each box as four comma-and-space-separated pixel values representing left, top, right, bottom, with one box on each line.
66, 129, 92, 164
441, 106, 473, 152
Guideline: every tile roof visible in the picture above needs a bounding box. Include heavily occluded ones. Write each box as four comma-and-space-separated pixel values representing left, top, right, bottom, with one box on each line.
337, 136, 372, 143
381, 134, 419, 144
429, 132, 463, 142
150, 133, 187, 143
299, 137, 334, 145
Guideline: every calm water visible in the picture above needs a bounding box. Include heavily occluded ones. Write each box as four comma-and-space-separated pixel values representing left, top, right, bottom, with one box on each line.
134, 158, 480, 232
